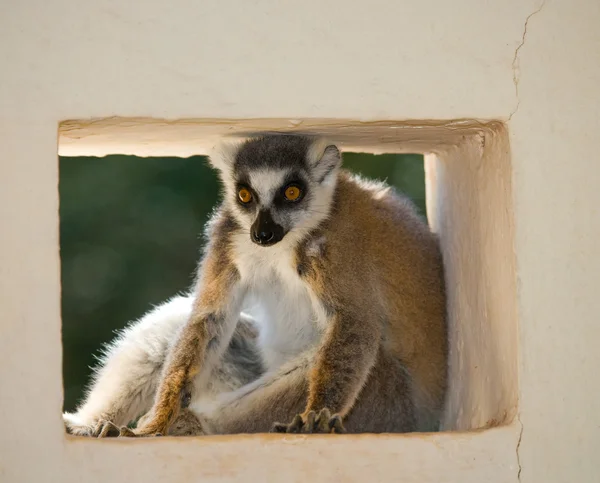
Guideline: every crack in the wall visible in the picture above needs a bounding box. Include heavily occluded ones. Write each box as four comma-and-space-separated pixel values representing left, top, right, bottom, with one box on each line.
509, 0, 547, 120
510, 3, 546, 480
516, 414, 524, 482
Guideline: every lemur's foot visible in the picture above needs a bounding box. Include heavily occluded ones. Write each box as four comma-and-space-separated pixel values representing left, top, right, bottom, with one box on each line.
271, 408, 346, 434
104, 409, 204, 438
117, 423, 165, 438
87, 418, 162, 438
117, 425, 163, 437
167, 408, 206, 436
63, 413, 104, 437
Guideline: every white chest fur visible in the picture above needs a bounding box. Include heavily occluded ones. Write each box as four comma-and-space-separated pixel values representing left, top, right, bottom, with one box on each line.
232, 233, 327, 371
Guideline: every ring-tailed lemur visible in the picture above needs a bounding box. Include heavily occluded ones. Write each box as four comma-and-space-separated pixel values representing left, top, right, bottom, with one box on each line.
63, 134, 447, 437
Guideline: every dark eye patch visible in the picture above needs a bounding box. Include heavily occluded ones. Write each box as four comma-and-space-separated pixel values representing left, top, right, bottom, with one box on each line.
273, 172, 309, 207
235, 180, 259, 209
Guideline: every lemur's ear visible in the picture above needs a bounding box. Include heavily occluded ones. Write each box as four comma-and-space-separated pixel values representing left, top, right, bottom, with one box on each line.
307, 140, 342, 183
208, 140, 242, 173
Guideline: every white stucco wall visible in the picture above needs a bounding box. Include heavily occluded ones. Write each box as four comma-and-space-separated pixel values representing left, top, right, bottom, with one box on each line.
1, 1, 599, 482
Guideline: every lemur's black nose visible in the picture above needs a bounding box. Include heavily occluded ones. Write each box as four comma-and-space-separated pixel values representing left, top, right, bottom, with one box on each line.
253, 230, 274, 244
251, 210, 284, 246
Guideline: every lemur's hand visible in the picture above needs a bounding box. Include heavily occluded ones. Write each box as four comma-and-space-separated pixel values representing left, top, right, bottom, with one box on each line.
271, 408, 346, 434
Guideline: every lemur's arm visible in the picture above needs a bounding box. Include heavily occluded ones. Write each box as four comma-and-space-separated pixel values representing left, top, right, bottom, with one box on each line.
273, 278, 381, 434
305, 306, 380, 417
123, 223, 244, 437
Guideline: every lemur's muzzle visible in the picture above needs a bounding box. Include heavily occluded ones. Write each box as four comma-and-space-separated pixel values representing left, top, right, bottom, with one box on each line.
251, 209, 285, 247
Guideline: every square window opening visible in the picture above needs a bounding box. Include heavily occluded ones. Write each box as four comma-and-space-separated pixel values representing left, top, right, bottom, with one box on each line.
58, 118, 518, 439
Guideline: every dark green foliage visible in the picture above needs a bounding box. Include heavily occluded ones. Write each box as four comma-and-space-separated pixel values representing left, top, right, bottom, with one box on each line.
60, 153, 425, 411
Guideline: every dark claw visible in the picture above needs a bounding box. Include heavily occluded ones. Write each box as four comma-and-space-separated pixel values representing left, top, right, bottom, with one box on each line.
270, 423, 288, 433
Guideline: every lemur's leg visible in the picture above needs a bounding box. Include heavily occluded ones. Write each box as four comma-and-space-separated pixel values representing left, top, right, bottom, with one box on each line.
121, 227, 247, 437
252, 302, 383, 434
199, 347, 416, 435
88, 330, 415, 437
63, 296, 193, 437
64, 294, 262, 437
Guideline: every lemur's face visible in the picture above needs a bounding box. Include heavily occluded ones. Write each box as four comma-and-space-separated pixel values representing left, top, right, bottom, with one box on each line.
234, 168, 310, 247
210, 135, 341, 247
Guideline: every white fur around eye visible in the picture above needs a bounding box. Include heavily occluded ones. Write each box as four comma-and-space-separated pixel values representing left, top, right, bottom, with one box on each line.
248, 169, 290, 206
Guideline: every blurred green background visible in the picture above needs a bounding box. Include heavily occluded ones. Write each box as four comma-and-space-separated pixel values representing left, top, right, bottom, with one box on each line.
60, 153, 426, 412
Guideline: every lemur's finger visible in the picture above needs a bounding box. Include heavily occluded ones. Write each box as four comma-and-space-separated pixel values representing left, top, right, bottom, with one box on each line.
118, 426, 136, 437
315, 408, 331, 433
287, 414, 304, 433
98, 421, 120, 438
92, 420, 105, 437
302, 411, 316, 433
329, 415, 346, 434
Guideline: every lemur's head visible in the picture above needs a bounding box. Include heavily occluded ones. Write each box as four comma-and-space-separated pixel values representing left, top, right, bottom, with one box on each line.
209, 134, 341, 247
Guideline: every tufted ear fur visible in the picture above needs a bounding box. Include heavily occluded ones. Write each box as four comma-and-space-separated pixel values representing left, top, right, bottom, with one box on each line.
208, 139, 243, 173
306, 139, 342, 183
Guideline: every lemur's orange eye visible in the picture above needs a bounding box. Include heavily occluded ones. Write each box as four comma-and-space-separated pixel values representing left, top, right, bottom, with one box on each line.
284, 185, 302, 201
238, 188, 252, 203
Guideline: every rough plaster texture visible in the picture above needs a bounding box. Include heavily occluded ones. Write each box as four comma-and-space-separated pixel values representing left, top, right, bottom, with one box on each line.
1, 1, 599, 482
425, 124, 518, 432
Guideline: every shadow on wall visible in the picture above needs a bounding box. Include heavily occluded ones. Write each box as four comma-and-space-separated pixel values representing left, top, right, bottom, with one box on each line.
59, 153, 426, 412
